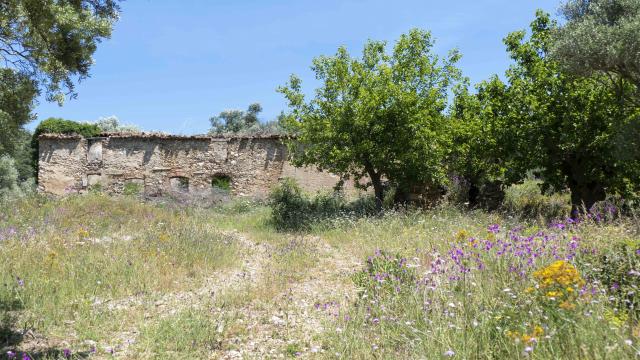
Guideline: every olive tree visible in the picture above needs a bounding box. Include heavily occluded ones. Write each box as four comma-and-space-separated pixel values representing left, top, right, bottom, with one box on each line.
0, 0, 121, 103
552, 0, 640, 98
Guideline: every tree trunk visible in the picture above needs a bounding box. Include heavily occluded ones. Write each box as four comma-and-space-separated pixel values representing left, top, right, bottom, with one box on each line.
364, 160, 383, 210
467, 181, 480, 208
569, 182, 606, 217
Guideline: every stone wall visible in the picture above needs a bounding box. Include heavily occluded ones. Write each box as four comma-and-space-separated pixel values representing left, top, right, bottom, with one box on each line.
38, 133, 357, 197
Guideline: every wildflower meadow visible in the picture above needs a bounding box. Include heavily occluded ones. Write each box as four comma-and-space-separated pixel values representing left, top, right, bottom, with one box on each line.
1, 193, 639, 358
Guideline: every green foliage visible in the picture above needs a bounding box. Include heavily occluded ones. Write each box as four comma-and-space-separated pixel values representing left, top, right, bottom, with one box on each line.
0, 0, 120, 103
449, 79, 508, 207
122, 182, 142, 196
209, 103, 284, 135
211, 174, 231, 192
269, 178, 377, 231
284, 343, 302, 358
33, 118, 101, 139
0, 69, 38, 160
352, 250, 416, 299
503, 178, 571, 220
278, 29, 462, 204
579, 238, 640, 321
0, 155, 22, 199
553, 0, 640, 98
31, 118, 101, 179
95, 115, 140, 133
269, 178, 317, 231
474, 11, 640, 210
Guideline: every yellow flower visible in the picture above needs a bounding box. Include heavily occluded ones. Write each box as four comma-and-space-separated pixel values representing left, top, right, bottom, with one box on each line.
533, 326, 544, 337
546, 290, 562, 298
77, 228, 90, 239
533, 260, 585, 289
455, 229, 470, 243
559, 301, 576, 310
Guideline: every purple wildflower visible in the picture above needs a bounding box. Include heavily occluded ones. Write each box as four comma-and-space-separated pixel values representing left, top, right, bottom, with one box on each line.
611, 282, 620, 291
22, 354, 31, 360
16, 277, 24, 287
63, 348, 71, 358
7, 351, 16, 359
488, 224, 500, 234
444, 349, 455, 357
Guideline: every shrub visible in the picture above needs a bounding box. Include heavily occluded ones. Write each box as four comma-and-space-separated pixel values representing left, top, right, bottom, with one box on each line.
503, 179, 570, 220
352, 250, 416, 299
211, 174, 231, 192
0, 155, 26, 200
123, 182, 142, 196
269, 178, 312, 230
269, 178, 381, 231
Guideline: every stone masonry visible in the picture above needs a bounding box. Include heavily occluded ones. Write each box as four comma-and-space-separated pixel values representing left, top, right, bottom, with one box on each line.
37, 133, 354, 197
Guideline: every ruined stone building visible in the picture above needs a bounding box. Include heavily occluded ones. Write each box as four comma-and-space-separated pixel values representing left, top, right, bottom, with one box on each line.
37, 133, 352, 197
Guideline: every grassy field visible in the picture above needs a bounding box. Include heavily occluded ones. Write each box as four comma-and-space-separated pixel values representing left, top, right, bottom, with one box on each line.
1, 194, 639, 359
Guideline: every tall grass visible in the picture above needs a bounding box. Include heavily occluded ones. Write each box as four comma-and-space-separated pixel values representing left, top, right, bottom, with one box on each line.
315, 214, 640, 359
0, 194, 238, 352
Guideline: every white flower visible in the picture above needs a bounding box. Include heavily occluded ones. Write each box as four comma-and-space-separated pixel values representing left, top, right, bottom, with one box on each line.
524, 346, 533, 352
444, 349, 455, 357
625, 339, 633, 346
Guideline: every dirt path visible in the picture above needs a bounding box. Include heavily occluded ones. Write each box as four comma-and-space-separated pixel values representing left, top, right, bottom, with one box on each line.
217, 237, 360, 359
96, 231, 360, 359
92, 230, 272, 358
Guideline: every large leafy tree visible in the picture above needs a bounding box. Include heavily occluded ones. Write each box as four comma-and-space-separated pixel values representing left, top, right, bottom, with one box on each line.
486, 11, 640, 212
552, 0, 640, 100
278, 29, 462, 205
0, 0, 120, 103
0, 0, 120, 182
0, 68, 37, 157
449, 77, 511, 207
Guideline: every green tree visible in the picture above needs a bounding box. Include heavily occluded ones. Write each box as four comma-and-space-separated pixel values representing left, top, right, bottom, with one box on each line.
0, 68, 38, 158
486, 11, 640, 212
449, 77, 509, 207
95, 115, 140, 132
552, 0, 640, 100
0, 0, 120, 103
209, 103, 263, 134
278, 29, 462, 205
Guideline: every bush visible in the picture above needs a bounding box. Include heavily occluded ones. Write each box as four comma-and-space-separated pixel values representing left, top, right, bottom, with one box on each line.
0, 155, 29, 200
269, 178, 380, 231
503, 179, 570, 220
269, 178, 314, 230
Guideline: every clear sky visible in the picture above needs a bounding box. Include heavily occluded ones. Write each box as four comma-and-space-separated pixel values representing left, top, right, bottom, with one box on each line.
31, 0, 560, 134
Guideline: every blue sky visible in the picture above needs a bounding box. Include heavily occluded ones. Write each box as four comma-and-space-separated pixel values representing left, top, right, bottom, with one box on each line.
32, 0, 560, 134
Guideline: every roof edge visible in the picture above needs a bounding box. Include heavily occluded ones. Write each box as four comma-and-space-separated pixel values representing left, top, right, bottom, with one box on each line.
38, 132, 294, 140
